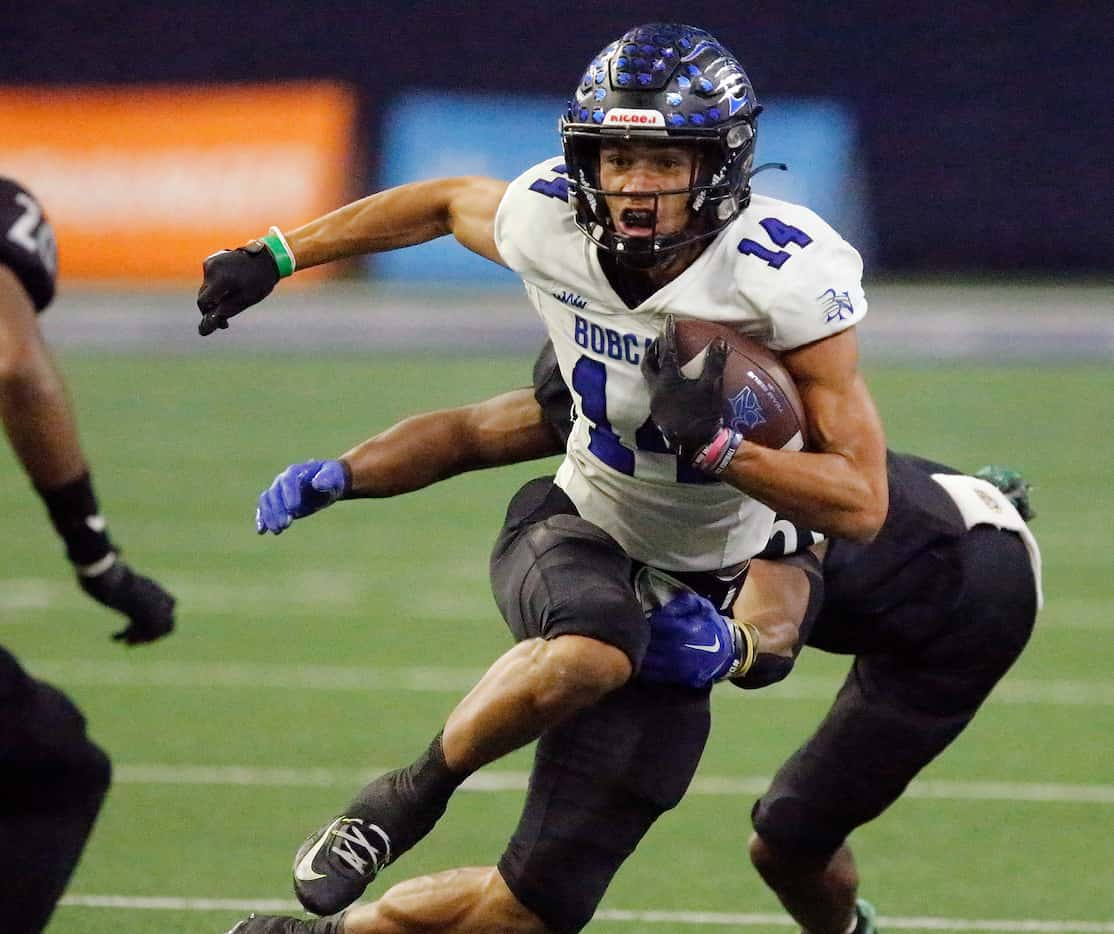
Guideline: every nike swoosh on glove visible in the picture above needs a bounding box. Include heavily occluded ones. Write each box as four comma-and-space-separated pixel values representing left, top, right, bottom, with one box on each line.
639, 590, 743, 689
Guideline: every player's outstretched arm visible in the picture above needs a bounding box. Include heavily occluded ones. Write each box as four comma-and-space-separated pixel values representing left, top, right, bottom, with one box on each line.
255, 388, 562, 534
341, 388, 561, 497
197, 176, 509, 336
286, 176, 509, 270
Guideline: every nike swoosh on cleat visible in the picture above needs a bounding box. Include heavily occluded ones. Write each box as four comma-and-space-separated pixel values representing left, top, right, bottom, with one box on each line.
683, 635, 721, 653
294, 817, 344, 882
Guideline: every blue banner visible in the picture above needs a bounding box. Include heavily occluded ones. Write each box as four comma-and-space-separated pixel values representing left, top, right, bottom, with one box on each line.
373, 91, 871, 283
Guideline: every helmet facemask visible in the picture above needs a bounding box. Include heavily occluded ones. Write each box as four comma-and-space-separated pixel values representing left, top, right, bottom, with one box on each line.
563, 125, 757, 267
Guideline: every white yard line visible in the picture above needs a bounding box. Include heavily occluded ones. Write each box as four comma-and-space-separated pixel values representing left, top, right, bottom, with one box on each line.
111, 764, 1114, 804
4, 576, 1107, 627
56, 895, 1114, 932
25, 657, 1114, 706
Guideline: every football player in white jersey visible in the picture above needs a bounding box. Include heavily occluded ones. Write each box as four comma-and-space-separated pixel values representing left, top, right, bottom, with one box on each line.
225, 349, 1039, 934
199, 23, 887, 934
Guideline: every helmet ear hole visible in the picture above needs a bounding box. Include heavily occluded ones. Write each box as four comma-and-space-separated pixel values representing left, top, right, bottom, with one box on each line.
726, 124, 753, 149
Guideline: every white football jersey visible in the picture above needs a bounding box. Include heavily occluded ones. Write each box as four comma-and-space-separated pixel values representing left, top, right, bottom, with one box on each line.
494, 157, 867, 572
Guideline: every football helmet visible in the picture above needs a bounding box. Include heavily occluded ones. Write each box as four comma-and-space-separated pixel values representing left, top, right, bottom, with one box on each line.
560, 23, 761, 266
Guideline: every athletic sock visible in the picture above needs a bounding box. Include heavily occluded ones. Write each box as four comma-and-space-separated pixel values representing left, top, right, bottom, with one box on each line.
345, 732, 465, 856
36, 472, 115, 572
408, 730, 468, 792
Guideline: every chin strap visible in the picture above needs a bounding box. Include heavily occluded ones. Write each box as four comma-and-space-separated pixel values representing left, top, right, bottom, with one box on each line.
749, 161, 789, 179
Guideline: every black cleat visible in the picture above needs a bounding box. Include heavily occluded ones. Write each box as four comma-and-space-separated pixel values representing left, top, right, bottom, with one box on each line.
292, 751, 457, 915
293, 815, 393, 915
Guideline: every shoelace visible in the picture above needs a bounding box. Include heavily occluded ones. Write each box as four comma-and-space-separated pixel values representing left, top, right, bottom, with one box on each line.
329, 820, 391, 875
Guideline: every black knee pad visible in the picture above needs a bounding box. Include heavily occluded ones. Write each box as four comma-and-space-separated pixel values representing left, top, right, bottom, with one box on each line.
492, 506, 647, 668
530, 516, 647, 668
751, 792, 846, 863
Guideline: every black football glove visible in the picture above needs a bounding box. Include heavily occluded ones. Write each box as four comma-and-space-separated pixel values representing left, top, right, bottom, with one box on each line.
79, 559, 177, 646
197, 241, 280, 336
641, 315, 729, 459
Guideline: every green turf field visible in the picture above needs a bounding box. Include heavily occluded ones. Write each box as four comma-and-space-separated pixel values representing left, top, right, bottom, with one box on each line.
1, 353, 1110, 934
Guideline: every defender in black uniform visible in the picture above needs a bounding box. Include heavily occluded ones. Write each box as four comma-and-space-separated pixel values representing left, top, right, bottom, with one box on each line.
744, 452, 1038, 934
1, 177, 176, 932
224, 340, 1038, 934
543, 341, 1041, 934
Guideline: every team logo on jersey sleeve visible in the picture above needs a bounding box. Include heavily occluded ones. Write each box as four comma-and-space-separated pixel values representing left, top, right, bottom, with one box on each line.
727, 386, 766, 432
819, 287, 851, 323
818, 288, 855, 323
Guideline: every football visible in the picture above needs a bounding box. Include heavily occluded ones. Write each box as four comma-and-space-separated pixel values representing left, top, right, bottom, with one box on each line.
672, 318, 808, 451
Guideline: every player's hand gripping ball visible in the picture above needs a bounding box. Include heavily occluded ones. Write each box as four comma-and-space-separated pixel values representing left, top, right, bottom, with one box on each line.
643, 315, 808, 462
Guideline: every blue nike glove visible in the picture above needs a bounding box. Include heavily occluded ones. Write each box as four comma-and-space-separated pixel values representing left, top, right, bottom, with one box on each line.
256, 459, 350, 535
640, 591, 749, 689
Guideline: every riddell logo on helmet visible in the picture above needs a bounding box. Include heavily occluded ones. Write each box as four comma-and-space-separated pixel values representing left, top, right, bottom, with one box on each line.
603, 109, 666, 128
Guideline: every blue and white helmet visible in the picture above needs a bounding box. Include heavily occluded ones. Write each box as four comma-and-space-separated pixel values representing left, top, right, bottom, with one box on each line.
560, 23, 762, 265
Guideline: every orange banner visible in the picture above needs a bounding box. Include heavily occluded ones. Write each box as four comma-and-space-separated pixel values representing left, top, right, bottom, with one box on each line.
0, 83, 356, 283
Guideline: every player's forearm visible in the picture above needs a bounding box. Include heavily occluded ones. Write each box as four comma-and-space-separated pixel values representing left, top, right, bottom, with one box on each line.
733, 330, 887, 540
0, 375, 88, 489
339, 392, 561, 499
284, 180, 460, 270
722, 445, 886, 541
339, 410, 473, 498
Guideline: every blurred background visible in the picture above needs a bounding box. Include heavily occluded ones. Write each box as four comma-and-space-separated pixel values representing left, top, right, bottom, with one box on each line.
1, 1, 1111, 357
1, 4, 1113, 933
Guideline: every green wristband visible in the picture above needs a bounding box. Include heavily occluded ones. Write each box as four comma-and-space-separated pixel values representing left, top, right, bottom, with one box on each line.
259, 226, 296, 278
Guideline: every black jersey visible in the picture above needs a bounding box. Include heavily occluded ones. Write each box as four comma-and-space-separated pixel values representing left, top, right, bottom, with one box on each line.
0, 177, 58, 312
818, 452, 969, 618
532, 338, 574, 446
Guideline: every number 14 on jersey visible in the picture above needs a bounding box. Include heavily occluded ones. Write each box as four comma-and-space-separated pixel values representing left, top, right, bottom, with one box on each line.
571, 356, 711, 485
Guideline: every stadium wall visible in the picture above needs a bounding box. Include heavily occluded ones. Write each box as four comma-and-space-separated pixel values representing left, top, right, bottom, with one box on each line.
1, 2, 1110, 276
41, 283, 1114, 361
